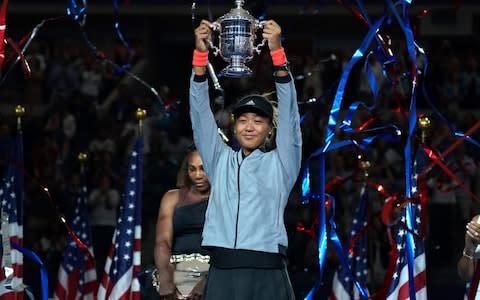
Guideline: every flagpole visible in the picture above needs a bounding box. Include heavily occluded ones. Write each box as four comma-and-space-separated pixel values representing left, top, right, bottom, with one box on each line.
135, 108, 147, 134
15, 105, 25, 133
78, 152, 88, 174
418, 116, 430, 144
14, 105, 25, 295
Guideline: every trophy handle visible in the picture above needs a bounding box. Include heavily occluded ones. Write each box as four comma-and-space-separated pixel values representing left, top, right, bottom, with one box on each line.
254, 39, 266, 54
253, 20, 266, 54
209, 21, 221, 56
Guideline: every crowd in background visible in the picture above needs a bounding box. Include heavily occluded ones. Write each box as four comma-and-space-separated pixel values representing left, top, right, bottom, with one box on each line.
0, 32, 478, 299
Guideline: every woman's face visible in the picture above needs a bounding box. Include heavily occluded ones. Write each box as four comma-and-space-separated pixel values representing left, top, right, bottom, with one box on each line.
234, 112, 272, 156
188, 151, 210, 193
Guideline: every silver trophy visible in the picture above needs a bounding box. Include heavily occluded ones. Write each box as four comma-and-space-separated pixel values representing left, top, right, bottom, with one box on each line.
209, 0, 265, 77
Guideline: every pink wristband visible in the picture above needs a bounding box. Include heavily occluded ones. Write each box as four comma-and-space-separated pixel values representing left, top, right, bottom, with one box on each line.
192, 49, 209, 67
270, 47, 287, 66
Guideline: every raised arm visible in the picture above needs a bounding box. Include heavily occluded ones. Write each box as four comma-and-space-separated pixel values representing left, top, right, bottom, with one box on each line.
189, 19, 227, 179
263, 20, 302, 179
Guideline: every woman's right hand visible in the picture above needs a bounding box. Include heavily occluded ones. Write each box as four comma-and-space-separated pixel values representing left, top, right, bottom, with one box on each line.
194, 20, 212, 52
157, 268, 178, 298
159, 288, 183, 300
465, 215, 480, 255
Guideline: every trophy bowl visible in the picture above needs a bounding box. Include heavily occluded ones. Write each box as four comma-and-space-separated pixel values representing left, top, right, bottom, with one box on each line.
210, 0, 265, 77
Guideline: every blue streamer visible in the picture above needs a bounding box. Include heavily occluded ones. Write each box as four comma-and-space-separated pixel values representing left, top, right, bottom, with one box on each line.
11, 241, 48, 300
300, 3, 426, 298
318, 154, 327, 280
364, 59, 379, 99
386, 1, 418, 299
301, 164, 311, 203
301, 19, 387, 298
66, 0, 87, 26
356, 0, 397, 67
328, 194, 369, 299
326, 16, 385, 143
112, 0, 134, 67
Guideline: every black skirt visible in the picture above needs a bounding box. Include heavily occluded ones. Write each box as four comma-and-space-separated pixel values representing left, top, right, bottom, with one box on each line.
203, 265, 296, 300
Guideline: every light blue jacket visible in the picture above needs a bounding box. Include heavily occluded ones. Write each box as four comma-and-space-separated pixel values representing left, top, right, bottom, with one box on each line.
189, 73, 302, 253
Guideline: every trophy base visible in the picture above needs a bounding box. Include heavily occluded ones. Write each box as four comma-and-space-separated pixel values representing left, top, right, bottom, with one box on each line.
221, 65, 253, 78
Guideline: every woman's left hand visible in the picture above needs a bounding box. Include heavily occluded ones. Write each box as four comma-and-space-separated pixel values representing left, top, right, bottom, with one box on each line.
188, 275, 207, 300
262, 20, 282, 51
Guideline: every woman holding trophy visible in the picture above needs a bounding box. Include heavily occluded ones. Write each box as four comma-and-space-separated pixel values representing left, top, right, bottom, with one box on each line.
190, 17, 301, 300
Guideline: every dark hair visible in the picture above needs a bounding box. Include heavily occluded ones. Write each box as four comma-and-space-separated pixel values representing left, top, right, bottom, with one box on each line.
176, 145, 197, 188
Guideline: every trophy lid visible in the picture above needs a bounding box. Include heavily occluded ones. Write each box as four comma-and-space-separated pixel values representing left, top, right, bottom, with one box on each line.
217, 0, 256, 23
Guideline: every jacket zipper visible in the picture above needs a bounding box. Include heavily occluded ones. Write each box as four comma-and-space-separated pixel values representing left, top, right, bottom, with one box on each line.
234, 155, 241, 248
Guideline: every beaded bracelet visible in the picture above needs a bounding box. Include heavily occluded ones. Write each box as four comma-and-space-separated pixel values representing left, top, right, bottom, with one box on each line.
463, 249, 475, 260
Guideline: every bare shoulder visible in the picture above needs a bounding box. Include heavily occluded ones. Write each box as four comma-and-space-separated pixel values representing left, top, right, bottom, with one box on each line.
159, 189, 181, 216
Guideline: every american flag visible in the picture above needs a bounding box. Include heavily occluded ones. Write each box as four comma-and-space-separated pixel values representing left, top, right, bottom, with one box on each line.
330, 185, 369, 300
97, 137, 143, 300
386, 148, 427, 300
54, 171, 97, 299
0, 132, 24, 299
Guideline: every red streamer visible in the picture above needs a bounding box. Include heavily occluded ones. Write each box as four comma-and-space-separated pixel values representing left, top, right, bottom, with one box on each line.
0, 0, 8, 69
421, 144, 480, 203
420, 120, 480, 177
